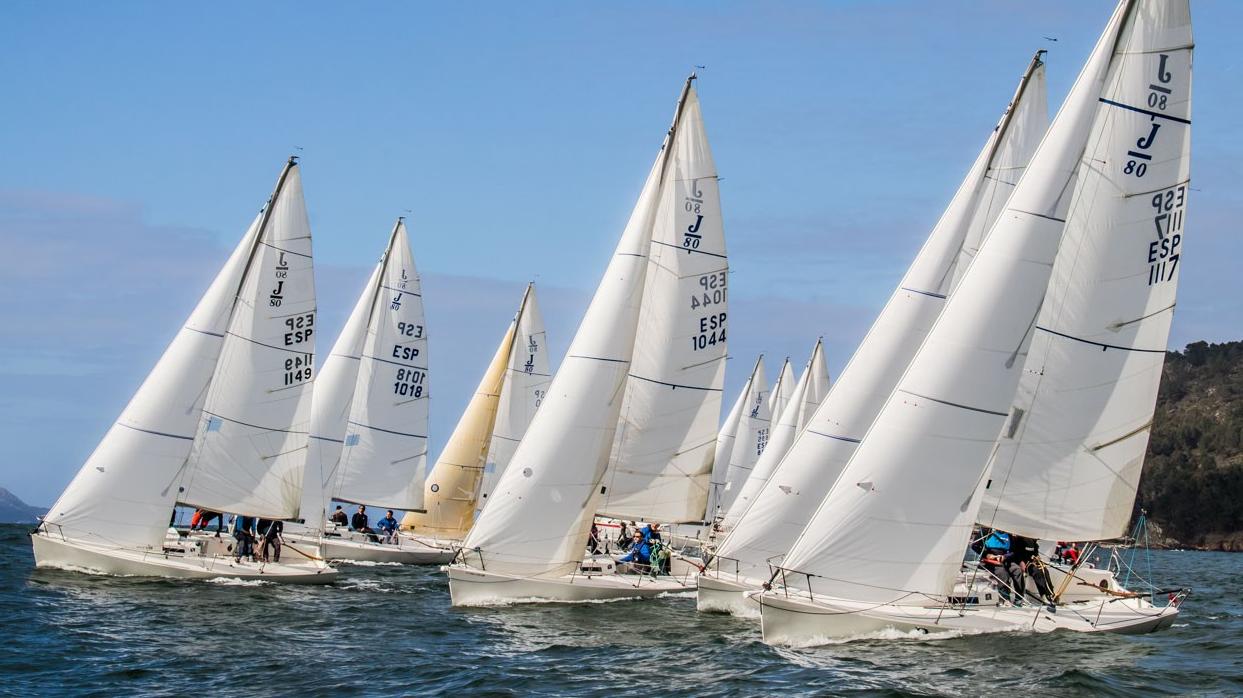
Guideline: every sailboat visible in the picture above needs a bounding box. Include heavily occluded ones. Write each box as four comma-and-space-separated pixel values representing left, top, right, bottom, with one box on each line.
759, 0, 1192, 644
32, 158, 336, 583
400, 283, 550, 544
282, 218, 447, 564
719, 338, 830, 532
705, 356, 770, 523
699, 49, 1048, 615
447, 74, 726, 605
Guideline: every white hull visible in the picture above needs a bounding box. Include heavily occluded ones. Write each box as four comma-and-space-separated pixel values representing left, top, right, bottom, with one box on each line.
31, 531, 337, 584
696, 574, 761, 617
285, 531, 455, 565
447, 565, 694, 606
758, 591, 1180, 647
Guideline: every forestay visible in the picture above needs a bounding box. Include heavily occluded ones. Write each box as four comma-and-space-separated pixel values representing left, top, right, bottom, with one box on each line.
179, 161, 316, 519
42, 214, 262, 551
461, 78, 695, 577
333, 220, 429, 511
779, 1, 1134, 604
707, 356, 766, 519
980, 1, 1193, 543
721, 339, 830, 529
711, 54, 1047, 584
477, 285, 552, 518
600, 85, 728, 524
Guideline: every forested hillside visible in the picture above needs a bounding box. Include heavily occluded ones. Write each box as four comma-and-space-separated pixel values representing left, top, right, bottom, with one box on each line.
1139, 341, 1243, 550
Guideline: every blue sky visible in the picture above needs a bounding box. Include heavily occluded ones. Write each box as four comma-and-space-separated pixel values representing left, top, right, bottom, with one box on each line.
2, 2, 1239, 506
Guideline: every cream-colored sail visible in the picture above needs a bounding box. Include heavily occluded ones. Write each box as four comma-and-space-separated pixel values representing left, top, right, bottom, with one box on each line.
402, 322, 513, 538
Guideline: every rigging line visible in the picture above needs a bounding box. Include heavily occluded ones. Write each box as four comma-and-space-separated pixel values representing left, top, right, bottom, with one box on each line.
1108, 302, 1177, 331
649, 239, 726, 259
1009, 208, 1066, 223
1097, 98, 1191, 125
1035, 325, 1168, 353
309, 434, 345, 443
1090, 420, 1152, 452
898, 389, 1009, 417
567, 354, 629, 364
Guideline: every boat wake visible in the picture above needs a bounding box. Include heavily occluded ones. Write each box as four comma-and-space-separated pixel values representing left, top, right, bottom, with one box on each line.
334, 560, 405, 567
457, 595, 644, 608
206, 577, 271, 587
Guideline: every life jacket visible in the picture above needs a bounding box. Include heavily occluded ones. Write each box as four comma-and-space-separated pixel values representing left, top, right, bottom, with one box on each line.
983, 531, 1010, 553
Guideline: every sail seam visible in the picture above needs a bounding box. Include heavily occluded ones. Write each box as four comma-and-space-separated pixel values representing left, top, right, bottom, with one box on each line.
899, 287, 947, 300
226, 331, 317, 355
185, 327, 225, 338
898, 390, 1009, 417
1097, 98, 1191, 125
567, 354, 629, 364
363, 355, 428, 371
380, 284, 422, 298
346, 420, 427, 440
805, 429, 862, 444
650, 239, 726, 259
119, 423, 196, 441
1035, 326, 1167, 354
626, 373, 723, 392
258, 240, 313, 259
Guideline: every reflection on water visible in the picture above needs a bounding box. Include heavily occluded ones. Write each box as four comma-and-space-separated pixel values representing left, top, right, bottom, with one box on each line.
4, 524, 1241, 696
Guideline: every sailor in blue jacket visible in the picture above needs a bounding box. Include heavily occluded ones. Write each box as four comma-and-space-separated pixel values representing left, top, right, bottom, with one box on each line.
617, 531, 651, 572
376, 510, 399, 544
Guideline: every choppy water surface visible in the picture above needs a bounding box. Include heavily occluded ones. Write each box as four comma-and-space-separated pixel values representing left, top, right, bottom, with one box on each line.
3, 525, 1241, 696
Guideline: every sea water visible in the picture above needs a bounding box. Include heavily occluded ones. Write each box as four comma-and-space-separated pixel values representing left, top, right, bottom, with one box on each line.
3, 524, 1240, 696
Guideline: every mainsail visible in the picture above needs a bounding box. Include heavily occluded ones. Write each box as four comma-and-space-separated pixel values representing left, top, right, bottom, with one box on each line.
980, 1, 1193, 543
178, 159, 316, 519
779, 0, 1139, 604
330, 219, 429, 511
711, 53, 1047, 584
41, 214, 263, 551
707, 356, 767, 519
721, 339, 830, 529
461, 77, 702, 577
598, 81, 728, 524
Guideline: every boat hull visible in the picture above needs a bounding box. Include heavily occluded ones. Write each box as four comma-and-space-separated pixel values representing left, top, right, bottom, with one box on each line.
696, 574, 760, 617
31, 532, 337, 584
758, 591, 1180, 646
447, 565, 693, 606
282, 531, 455, 565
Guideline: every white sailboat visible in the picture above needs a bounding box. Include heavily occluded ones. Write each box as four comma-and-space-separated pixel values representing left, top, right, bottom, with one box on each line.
400, 283, 550, 543
759, 0, 1192, 644
447, 74, 725, 605
699, 50, 1048, 614
719, 339, 830, 532
706, 356, 769, 522
282, 218, 446, 564
32, 158, 335, 583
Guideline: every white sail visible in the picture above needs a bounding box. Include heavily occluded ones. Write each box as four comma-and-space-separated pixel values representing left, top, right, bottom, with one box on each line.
711, 55, 1048, 584
477, 284, 552, 517
779, 1, 1136, 604
462, 78, 697, 577
599, 85, 727, 524
41, 214, 263, 550
721, 339, 830, 529
707, 356, 765, 519
768, 358, 796, 424
298, 260, 385, 528
980, 2, 1193, 543
179, 161, 316, 519
333, 220, 429, 511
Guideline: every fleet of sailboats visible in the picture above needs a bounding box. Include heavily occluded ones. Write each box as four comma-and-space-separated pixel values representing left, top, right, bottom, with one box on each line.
30, 0, 1196, 645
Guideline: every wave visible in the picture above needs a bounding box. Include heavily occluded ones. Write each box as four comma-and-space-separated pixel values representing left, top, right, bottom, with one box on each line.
206, 577, 271, 587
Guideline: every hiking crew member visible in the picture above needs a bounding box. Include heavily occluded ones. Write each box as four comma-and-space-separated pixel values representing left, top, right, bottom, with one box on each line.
376, 510, 399, 545
617, 531, 651, 573
351, 505, 378, 543
979, 529, 1015, 602
329, 506, 348, 527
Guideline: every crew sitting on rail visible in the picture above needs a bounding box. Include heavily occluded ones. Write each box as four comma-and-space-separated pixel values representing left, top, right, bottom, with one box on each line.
978, 528, 1015, 602
189, 509, 223, 534
639, 522, 662, 544
376, 510, 399, 544
1054, 541, 1081, 565
351, 504, 379, 543
329, 505, 348, 527
1008, 534, 1055, 609
617, 531, 651, 573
